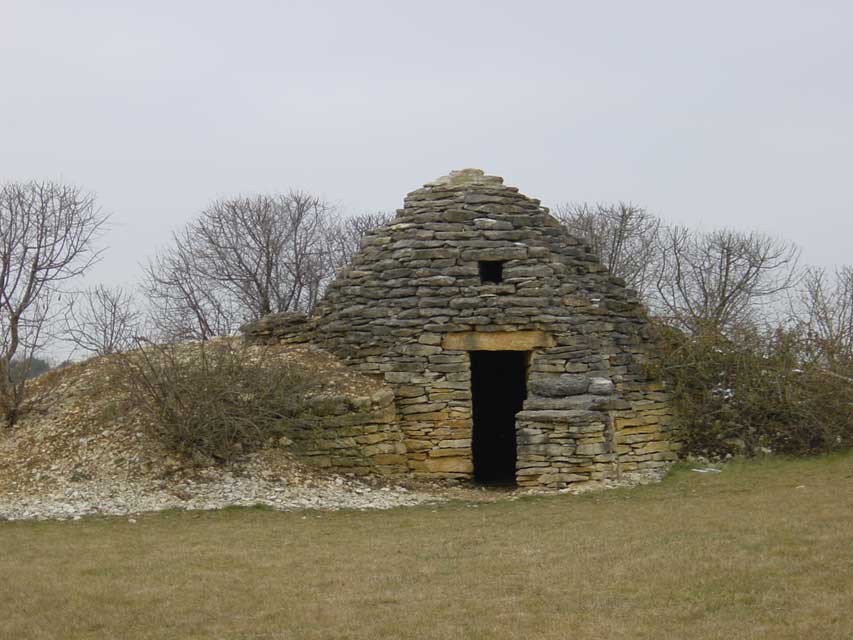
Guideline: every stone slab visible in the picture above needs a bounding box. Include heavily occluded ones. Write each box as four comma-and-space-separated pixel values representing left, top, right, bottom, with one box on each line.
441, 330, 555, 351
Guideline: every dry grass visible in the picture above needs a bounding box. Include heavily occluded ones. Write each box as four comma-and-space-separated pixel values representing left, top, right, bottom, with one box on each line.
2, 454, 852, 640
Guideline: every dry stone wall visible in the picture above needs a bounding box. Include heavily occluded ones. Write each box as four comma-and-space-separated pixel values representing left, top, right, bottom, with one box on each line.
288, 387, 405, 476
243, 169, 678, 488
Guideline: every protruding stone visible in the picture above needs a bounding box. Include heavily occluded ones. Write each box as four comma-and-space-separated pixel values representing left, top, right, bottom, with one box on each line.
588, 377, 615, 395
425, 168, 503, 188
529, 375, 590, 397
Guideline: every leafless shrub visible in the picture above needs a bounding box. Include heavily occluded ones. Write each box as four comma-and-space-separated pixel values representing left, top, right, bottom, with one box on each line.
119, 340, 318, 463
0, 181, 108, 426
554, 202, 661, 298
63, 284, 141, 356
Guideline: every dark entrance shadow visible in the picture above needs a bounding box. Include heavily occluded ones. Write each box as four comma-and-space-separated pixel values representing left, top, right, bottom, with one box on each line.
469, 351, 528, 485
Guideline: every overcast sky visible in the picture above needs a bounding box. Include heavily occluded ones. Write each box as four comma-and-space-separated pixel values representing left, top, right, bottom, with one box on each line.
2, 0, 851, 288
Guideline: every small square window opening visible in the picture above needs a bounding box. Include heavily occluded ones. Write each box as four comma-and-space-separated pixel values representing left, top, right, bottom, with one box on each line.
479, 261, 504, 284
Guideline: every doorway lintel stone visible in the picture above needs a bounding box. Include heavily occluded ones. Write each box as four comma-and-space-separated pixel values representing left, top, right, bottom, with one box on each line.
441, 331, 555, 351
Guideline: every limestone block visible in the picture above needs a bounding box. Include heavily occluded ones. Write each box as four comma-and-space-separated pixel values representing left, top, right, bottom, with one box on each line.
528, 374, 590, 397
441, 330, 555, 351
588, 377, 615, 395
539, 473, 587, 485
632, 441, 671, 454
473, 217, 513, 230
404, 439, 433, 451
412, 457, 474, 474
372, 454, 407, 466
575, 442, 608, 456
516, 466, 548, 476
429, 447, 470, 458
399, 402, 447, 414
517, 432, 548, 445
516, 409, 602, 423
400, 344, 443, 357
460, 246, 528, 261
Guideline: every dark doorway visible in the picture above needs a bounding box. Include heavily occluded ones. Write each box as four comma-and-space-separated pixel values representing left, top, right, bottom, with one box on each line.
469, 351, 528, 484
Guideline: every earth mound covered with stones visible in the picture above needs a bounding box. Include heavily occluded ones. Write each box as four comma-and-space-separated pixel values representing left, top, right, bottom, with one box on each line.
0, 341, 431, 521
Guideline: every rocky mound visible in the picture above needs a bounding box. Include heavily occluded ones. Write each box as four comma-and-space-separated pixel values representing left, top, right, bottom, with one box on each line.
0, 342, 432, 521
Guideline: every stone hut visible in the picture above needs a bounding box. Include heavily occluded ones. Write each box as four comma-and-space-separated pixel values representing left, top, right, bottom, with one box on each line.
243, 169, 677, 488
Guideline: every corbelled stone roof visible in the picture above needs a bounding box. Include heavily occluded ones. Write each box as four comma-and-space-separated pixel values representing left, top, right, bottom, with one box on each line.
243, 170, 676, 487
399, 168, 556, 226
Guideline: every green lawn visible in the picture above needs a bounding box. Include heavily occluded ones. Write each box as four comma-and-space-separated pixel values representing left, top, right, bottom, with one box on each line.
2, 454, 852, 639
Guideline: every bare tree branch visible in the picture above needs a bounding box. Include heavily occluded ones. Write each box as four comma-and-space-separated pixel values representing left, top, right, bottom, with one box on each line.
791, 266, 853, 371
653, 227, 800, 332
323, 211, 394, 272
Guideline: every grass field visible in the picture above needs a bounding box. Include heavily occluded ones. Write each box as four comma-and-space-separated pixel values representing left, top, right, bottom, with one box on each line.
2, 454, 852, 640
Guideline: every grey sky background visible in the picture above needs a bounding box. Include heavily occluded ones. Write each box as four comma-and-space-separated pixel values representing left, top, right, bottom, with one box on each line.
2, 0, 851, 292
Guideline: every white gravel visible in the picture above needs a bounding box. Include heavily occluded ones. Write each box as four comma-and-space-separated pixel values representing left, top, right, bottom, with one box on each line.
0, 469, 671, 522
0, 476, 441, 522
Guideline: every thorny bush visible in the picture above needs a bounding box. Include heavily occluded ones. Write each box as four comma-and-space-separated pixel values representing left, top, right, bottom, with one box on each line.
651, 322, 853, 458
120, 340, 317, 463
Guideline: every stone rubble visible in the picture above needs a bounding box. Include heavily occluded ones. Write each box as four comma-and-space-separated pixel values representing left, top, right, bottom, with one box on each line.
0, 476, 438, 522
0, 468, 671, 522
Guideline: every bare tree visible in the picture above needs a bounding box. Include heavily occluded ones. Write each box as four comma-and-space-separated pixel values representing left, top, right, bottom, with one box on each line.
794, 266, 853, 371
0, 181, 108, 425
653, 227, 800, 332
144, 191, 339, 341
63, 284, 141, 356
554, 202, 661, 298
144, 226, 245, 341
